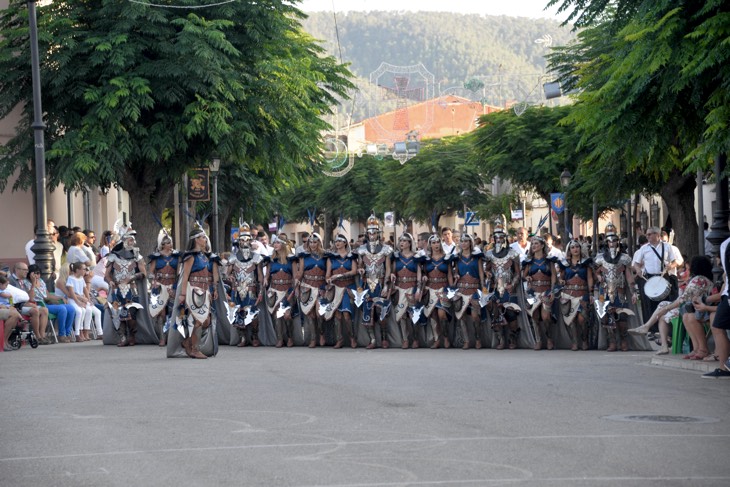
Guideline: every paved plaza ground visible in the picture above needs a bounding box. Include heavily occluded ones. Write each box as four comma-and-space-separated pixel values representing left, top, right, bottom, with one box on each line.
1, 341, 729, 486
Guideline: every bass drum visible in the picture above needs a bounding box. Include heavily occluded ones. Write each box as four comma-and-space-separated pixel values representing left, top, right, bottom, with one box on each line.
644, 275, 671, 301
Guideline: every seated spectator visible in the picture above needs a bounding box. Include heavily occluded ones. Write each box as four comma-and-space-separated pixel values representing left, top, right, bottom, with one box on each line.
8, 262, 50, 344
26, 264, 77, 343
66, 231, 97, 270
630, 256, 714, 356
83, 229, 100, 258
65, 262, 95, 342
0, 275, 23, 351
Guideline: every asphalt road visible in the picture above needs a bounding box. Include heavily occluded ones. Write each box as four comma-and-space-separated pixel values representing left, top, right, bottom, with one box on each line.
1, 341, 729, 486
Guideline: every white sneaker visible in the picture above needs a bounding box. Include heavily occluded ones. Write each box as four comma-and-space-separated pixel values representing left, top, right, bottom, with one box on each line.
654, 346, 669, 355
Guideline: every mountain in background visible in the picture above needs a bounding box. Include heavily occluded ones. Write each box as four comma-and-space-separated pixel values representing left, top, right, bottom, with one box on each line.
301, 11, 575, 124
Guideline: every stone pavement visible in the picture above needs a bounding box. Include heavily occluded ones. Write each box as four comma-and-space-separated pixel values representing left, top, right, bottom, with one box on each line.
1, 340, 729, 486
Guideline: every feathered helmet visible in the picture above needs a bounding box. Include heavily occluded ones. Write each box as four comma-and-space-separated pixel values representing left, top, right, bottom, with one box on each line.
113, 218, 136, 241
366, 214, 381, 232
238, 221, 252, 243
605, 222, 619, 244
492, 218, 506, 238
308, 232, 323, 246
156, 228, 173, 251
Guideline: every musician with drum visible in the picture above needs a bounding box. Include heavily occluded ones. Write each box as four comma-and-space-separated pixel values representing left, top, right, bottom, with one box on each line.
632, 226, 678, 321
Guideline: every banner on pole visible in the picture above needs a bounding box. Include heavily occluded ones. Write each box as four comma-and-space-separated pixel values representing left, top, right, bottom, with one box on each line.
551, 193, 565, 215
384, 212, 395, 227
187, 169, 210, 201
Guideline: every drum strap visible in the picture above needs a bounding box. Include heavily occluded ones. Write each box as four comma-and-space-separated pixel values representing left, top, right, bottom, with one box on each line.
649, 243, 665, 272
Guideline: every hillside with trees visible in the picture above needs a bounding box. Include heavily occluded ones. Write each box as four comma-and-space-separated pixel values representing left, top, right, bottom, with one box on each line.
301, 11, 574, 121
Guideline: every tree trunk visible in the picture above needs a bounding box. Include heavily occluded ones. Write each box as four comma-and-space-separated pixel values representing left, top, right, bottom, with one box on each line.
660, 169, 698, 259
126, 184, 173, 257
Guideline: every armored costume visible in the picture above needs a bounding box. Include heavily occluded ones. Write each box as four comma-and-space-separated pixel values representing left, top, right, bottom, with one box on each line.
452, 234, 485, 349
593, 224, 637, 351
483, 221, 522, 349
148, 229, 179, 347
106, 223, 146, 347
298, 233, 328, 347
356, 214, 393, 349
325, 234, 358, 348
417, 234, 452, 349
391, 233, 421, 349
172, 225, 222, 359
556, 240, 593, 351
263, 236, 298, 348
523, 236, 557, 350
228, 223, 264, 347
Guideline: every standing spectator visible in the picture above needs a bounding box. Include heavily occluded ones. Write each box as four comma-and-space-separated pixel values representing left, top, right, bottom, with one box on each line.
632, 226, 678, 321
703, 222, 713, 257
510, 227, 530, 262
441, 227, 456, 255
99, 230, 114, 258
703, 237, 730, 378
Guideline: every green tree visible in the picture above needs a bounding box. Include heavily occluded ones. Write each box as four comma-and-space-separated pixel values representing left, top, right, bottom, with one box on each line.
547, 0, 730, 256
376, 136, 491, 228
0, 0, 353, 253
472, 106, 591, 237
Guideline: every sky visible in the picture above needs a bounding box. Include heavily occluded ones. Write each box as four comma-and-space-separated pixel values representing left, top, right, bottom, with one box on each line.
298, 0, 568, 21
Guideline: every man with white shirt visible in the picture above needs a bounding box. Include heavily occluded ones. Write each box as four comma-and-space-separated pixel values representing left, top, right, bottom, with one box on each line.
509, 227, 530, 262
632, 226, 678, 320
441, 227, 456, 255
544, 234, 564, 260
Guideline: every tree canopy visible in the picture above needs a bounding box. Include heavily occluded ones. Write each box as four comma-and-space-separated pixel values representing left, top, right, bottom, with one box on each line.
0, 0, 353, 253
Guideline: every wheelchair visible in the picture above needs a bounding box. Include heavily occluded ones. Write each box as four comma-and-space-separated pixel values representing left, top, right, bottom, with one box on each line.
7, 317, 39, 350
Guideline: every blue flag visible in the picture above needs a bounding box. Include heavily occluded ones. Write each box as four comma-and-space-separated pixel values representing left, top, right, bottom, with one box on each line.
551, 193, 565, 215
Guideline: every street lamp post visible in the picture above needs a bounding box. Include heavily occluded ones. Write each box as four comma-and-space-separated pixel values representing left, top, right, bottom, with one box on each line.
27, 0, 55, 284
560, 169, 572, 246
210, 156, 221, 253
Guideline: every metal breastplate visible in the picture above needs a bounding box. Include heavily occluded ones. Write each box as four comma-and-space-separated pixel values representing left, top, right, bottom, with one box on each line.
233, 260, 258, 296
487, 253, 515, 293
362, 253, 387, 292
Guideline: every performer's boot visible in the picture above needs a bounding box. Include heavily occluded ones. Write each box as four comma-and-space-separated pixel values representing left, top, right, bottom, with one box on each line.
286, 319, 294, 347
251, 324, 260, 347
568, 324, 578, 351
380, 323, 389, 349
460, 319, 470, 350
400, 319, 409, 349
318, 317, 326, 347
305, 315, 316, 348
346, 318, 357, 348
545, 321, 554, 350
189, 326, 207, 359
494, 325, 505, 350
508, 324, 520, 350
366, 327, 376, 349
577, 321, 588, 351
237, 328, 247, 347
606, 328, 618, 352
474, 316, 482, 349
275, 318, 284, 348
155, 316, 165, 346
532, 320, 543, 350
116, 322, 128, 347
430, 318, 441, 349
618, 322, 630, 351
411, 323, 419, 349
333, 318, 343, 349
127, 320, 137, 346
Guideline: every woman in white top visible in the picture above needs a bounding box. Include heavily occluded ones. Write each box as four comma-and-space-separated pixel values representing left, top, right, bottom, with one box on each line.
66, 232, 97, 270
65, 262, 96, 341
